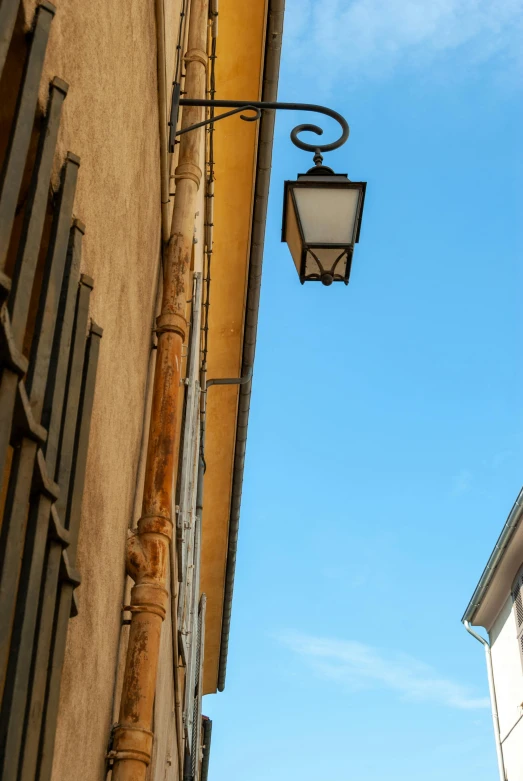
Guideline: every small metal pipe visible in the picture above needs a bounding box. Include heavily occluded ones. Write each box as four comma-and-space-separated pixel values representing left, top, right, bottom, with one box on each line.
205, 367, 252, 388
196, 369, 252, 509
464, 621, 506, 781
195, 367, 253, 523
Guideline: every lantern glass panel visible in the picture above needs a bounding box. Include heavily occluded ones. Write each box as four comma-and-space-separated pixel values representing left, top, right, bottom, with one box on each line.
285, 190, 303, 275
304, 248, 348, 279
293, 186, 360, 245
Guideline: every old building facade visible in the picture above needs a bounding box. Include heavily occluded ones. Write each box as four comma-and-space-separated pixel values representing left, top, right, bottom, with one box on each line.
0, 0, 284, 779
463, 489, 523, 781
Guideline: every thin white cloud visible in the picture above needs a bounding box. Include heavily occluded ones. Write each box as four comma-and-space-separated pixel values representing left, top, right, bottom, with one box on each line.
452, 468, 473, 495
284, 0, 522, 83
491, 450, 513, 469
281, 631, 489, 710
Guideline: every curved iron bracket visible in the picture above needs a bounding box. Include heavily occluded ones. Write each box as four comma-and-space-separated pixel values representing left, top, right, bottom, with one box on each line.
169, 84, 349, 161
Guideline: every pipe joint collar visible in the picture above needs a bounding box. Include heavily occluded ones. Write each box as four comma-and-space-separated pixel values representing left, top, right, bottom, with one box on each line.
184, 48, 208, 67
155, 312, 186, 339
138, 514, 172, 539
130, 583, 169, 619
174, 161, 202, 187
110, 725, 154, 766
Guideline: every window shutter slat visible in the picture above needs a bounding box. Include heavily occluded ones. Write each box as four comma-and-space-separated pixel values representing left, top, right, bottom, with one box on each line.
176, 273, 202, 631
512, 569, 523, 673
512, 572, 523, 631
191, 595, 206, 781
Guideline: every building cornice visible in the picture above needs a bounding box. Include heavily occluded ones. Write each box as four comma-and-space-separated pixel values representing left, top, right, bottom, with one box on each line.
462, 488, 523, 630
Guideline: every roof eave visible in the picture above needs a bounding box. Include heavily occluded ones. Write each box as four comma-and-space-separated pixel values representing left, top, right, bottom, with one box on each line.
462, 487, 523, 626
216, 0, 285, 692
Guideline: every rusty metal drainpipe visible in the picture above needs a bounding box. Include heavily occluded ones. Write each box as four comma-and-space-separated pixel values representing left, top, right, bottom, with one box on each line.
110, 1, 209, 778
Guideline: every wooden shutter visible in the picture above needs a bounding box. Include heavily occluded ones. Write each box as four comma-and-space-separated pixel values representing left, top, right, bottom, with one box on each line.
176, 272, 202, 662
183, 519, 202, 753
190, 595, 206, 781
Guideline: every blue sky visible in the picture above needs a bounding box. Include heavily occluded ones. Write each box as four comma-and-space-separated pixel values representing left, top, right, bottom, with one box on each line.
205, 1, 523, 779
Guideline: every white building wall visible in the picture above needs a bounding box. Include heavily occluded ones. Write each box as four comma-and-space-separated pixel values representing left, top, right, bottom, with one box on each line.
503, 718, 523, 781
490, 594, 523, 780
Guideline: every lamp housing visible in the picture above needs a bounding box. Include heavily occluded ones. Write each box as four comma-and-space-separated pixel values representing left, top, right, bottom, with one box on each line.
282, 165, 366, 286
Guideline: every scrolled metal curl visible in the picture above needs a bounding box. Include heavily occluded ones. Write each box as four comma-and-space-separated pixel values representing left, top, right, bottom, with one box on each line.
285, 105, 349, 153
239, 106, 262, 122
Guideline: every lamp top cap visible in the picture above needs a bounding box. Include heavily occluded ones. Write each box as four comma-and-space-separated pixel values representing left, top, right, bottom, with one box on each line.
304, 163, 337, 176
297, 166, 350, 182
298, 150, 349, 179
305, 150, 336, 176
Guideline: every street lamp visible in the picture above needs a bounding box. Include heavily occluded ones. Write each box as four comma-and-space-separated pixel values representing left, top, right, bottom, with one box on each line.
282, 160, 366, 286
169, 93, 367, 287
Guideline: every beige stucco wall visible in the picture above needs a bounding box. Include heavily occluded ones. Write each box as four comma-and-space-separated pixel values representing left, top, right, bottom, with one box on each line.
16, 0, 174, 778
